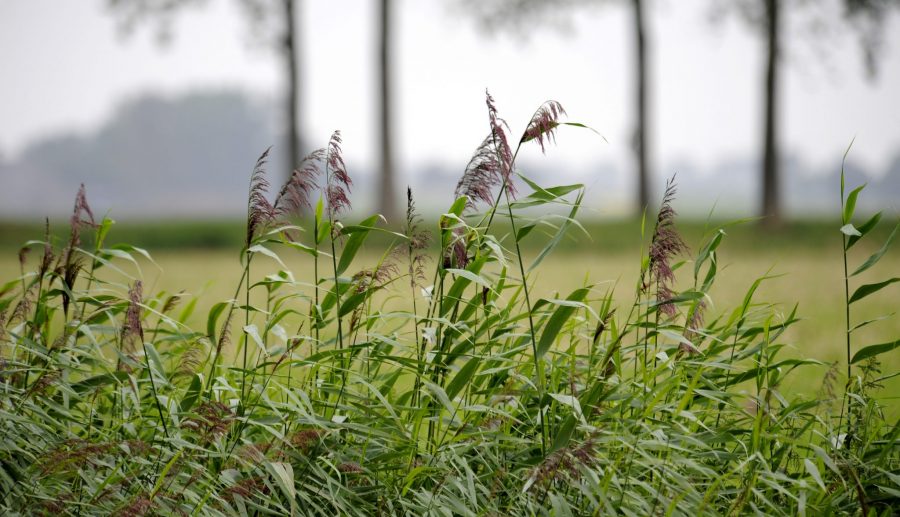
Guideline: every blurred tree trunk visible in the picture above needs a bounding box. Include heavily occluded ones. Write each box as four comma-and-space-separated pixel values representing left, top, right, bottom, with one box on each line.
761, 0, 780, 226
283, 0, 301, 180
632, 0, 650, 213
378, 0, 398, 222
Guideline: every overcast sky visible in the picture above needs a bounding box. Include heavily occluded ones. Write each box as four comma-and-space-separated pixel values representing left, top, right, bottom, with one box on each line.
1, 0, 898, 183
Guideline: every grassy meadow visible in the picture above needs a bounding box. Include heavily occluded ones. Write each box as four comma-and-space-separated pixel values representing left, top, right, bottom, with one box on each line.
4, 218, 897, 402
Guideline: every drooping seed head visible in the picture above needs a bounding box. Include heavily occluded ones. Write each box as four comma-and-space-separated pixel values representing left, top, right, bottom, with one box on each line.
521, 100, 567, 153
246, 147, 275, 247
648, 176, 686, 317
325, 130, 353, 219
274, 148, 326, 219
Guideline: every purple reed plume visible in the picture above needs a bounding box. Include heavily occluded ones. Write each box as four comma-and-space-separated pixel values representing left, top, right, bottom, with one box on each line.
274, 148, 326, 219
325, 130, 352, 219
246, 147, 275, 247
485, 90, 515, 198
520, 100, 567, 153
647, 176, 686, 317
123, 281, 144, 348
405, 187, 431, 288
455, 90, 517, 210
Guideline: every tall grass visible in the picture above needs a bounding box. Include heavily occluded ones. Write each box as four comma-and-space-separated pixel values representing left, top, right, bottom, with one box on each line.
1, 93, 898, 516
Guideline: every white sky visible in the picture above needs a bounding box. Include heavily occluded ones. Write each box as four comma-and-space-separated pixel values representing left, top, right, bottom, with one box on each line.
0, 0, 898, 180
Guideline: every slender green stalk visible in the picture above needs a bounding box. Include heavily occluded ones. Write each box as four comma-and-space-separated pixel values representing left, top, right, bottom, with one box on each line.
503, 188, 546, 455
838, 177, 852, 444
312, 211, 321, 394
141, 341, 169, 439
204, 267, 248, 394
240, 253, 253, 404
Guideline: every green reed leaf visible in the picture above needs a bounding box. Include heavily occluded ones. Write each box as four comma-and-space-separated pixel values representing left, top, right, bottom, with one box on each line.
850, 339, 900, 364
206, 301, 230, 342
180, 373, 202, 412
843, 184, 865, 225
529, 189, 584, 273
851, 221, 898, 277
849, 278, 899, 304
446, 358, 480, 401
847, 211, 882, 249
536, 287, 589, 360
336, 214, 380, 275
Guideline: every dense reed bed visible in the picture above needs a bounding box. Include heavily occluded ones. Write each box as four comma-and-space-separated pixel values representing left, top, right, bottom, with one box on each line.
1, 93, 898, 516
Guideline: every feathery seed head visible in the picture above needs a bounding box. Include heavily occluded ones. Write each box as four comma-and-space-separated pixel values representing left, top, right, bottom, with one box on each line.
405, 187, 431, 288
648, 176, 686, 316
181, 401, 234, 442
123, 281, 144, 344
521, 100, 567, 153
325, 130, 352, 218
454, 91, 518, 211
274, 148, 325, 219
485, 90, 515, 198
290, 428, 324, 453
71, 183, 96, 232
246, 147, 275, 247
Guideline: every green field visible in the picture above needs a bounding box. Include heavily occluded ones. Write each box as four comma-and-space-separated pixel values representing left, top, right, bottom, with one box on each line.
3, 218, 897, 402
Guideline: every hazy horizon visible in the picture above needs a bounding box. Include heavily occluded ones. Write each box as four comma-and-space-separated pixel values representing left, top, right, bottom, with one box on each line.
1, 0, 899, 219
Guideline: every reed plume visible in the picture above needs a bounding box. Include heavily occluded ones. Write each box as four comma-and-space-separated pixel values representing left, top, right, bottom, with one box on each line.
325, 130, 352, 219
56, 184, 96, 314
455, 90, 516, 211
530, 438, 597, 490
682, 298, 706, 353
647, 176, 686, 317
181, 401, 234, 443
177, 339, 205, 376
274, 148, 326, 219
521, 100, 567, 153
123, 281, 144, 347
70, 183, 96, 239
485, 90, 514, 195
160, 292, 183, 315
246, 147, 275, 247
405, 187, 430, 288
456, 135, 505, 210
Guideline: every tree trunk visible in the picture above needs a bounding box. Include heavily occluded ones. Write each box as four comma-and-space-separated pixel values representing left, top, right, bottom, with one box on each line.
632, 0, 650, 214
284, 0, 301, 181
761, 0, 781, 226
378, 0, 398, 222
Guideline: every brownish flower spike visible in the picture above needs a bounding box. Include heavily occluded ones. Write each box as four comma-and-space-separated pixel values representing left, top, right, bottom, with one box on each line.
325, 130, 352, 218
123, 281, 144, 346
246, 147, 275, 247
39, 218, 55, 279
289, 428, 324, 453
648, 176, 686, 317
485, 90, 515, 198
181, 401, 234, 443
405, 187, 431, 288
521, 100, 567, 153
71, 183, 96, 231
274, 148, 326, 219
57, 185, 96, 314
456, 135, 505, 210
455, 91, 517, 211
17, 246, 29, 270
